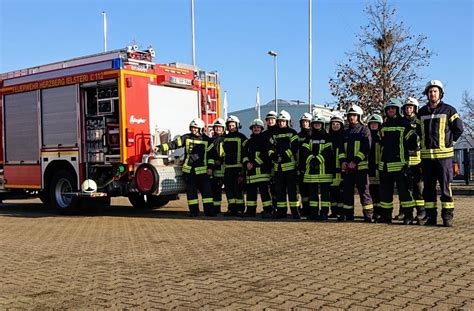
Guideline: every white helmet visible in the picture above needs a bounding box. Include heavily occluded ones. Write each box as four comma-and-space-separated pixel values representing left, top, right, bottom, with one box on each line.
330, 114, 344, 125
403, 97, 419, 113
226, 115, 241, 128
189, 118, 205, 130
424, 80, 444, 97
265, 110, 277, 120
311, 115, 326, 126
212, 118, 226, 128
299, 112, 312, 122
346, 105, 363, 118
249, 118, 265, 129
277, 110, 291, 121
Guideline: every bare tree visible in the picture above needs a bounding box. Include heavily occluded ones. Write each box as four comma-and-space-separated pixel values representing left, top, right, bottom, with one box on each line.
329, 0, 433, 115
460, 91, 474, 141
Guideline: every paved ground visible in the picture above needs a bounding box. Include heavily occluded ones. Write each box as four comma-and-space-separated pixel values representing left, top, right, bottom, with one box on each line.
0, 195, 473, 310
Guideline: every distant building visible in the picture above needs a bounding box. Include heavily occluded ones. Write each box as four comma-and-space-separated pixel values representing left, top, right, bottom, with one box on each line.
229, 99, 338, 136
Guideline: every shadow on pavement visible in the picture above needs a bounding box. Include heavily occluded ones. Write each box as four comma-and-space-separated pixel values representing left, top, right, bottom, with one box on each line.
0, 202, 431, 225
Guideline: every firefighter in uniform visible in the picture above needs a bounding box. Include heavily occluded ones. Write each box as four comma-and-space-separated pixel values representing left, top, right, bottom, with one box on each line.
269, 110, 300, 219
339, 105, 373, 222
402, 97, 425, 222
367, 113, 383, 221
263, 111, 278, 208
242, 119, 273, 218
418, 80, 463, 227
300, 115, 333, 220
329, 114, 345, 218
297, 112, 313, 217
155, 118, 214, 217
222, 115, 247, 216
378, 98, 417, 224
208, 118, 226, 214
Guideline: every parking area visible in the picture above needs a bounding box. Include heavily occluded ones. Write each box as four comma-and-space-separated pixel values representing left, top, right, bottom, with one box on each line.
0, 195, 473, 310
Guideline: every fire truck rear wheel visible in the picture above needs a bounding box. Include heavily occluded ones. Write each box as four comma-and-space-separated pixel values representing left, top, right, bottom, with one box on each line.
39, 190, 51, 205
50, 170, 79, 214
128, 194, 169, 209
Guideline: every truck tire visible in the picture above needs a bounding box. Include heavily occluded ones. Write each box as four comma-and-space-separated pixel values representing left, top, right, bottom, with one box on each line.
39, 190, 51, 205
128, 194, 169, 209
50, 170, 78, 214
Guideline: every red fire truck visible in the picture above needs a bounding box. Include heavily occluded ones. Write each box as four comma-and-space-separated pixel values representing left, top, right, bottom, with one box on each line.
0, 46, 221, 212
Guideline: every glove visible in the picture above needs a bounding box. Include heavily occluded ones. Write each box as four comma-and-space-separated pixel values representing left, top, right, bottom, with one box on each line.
153, 145, 161, 153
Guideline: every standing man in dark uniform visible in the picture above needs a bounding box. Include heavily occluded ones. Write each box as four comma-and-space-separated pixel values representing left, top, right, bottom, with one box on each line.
263, 111, 278, 209
377, 99, 417, 224
299, 115, 333, 220
339, 105, 373, 222
367, 113, 383, 221
297, 112, 312, 217
269, 110, 300, 219
418, 80, 463, 227
402, 97, 425, 222
328, 114, 345, 218
208, 118, 226, 214
222, 115, 247, 216
155, 118, 214, 217
242, 119, 273, 218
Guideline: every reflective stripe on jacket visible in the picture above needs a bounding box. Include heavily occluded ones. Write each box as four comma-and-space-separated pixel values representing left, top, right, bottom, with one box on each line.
418, 101, 463, 159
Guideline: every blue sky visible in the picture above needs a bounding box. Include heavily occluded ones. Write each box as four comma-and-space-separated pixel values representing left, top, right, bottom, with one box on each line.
1, 0, 473, 113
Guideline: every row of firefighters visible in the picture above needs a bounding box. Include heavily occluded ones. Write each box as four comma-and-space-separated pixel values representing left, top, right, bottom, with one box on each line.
155, 80, 463, 227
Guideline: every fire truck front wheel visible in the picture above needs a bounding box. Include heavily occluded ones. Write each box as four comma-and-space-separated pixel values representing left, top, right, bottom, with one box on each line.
50, 170, 79, 214
128, 194, 169, 209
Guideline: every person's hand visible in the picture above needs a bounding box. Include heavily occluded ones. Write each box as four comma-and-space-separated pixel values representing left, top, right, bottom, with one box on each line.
341, 162, 348, 171
207, 169, 213, 176
348, 161, 357, 171
246, 162, 254, 171
153, 145, 161, 153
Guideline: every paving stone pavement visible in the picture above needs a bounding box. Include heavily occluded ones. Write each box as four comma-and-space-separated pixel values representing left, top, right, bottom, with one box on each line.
0, 195, 473, 310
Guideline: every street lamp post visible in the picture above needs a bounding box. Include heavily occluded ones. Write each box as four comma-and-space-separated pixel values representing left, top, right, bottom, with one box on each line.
268, 50, 278, 113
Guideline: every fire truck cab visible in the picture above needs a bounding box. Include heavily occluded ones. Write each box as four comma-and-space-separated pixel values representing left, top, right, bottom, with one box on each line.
0, 47, 220, 213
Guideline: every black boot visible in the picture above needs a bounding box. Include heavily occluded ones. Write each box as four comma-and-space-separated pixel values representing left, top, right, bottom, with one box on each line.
363, 209, 374, 223
300, 201, 310, 217
394, 206, 405, 221
441, 208, 454, 227
328, 205, 339, 218
307, 207, 320, 220
346, 209, 355, 221
318, 206, 329, 221
224, 204, 238, 217
338, 208, 347, 222
243, 206, 257, 217
402, 207, 414, 225
372, 205, 382, 222
416, 206, 426, 222
273, 208, 287, 219
260, 206, 274, 219
375, 208, 392, 223
188, 206, 200, 217
290, 206, 301, 219
419, 209, 437, 226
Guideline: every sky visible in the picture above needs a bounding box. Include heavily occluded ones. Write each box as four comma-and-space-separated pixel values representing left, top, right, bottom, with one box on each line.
1, 0, 473, 113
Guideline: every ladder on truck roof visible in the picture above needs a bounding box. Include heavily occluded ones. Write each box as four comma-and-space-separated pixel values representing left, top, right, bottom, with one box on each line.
0, 49, 129, 80
0, 47, 155, 81
200, 71, 219, 131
